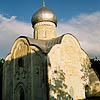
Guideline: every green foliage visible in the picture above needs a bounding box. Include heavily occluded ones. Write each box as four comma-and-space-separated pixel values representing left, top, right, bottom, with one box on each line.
0, 58, 5, 75
49, 70, 73, 100
90, 57, 100, 79
0, 58, 4, 100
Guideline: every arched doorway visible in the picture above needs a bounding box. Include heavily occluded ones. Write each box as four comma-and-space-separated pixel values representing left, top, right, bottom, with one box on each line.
14, 83, 25, 100
20, 88, 25, 100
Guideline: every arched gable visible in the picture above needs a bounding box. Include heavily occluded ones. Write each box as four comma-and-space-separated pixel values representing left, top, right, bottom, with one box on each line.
11, 37, 31, 59
48, 33, 90, 100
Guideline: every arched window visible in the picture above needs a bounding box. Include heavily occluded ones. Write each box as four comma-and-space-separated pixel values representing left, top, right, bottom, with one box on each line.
20, 88, 25, 100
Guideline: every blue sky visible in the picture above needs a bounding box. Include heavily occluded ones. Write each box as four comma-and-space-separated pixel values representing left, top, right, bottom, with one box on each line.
0, 0, 99, 23
0, 0, 100, 59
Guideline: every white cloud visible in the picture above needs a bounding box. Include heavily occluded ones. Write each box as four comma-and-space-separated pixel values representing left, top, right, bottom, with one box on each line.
0, 14, 32, 58
0, 12, 100, 59
57, 12, 100, 59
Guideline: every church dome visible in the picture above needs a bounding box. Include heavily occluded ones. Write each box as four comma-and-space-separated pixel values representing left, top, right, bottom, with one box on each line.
31, 4, 57, 28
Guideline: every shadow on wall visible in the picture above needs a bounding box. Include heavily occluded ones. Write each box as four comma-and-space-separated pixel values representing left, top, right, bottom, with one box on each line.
48, 69, 100, 100
49, 70, 73, 100
2, 50, 48, 100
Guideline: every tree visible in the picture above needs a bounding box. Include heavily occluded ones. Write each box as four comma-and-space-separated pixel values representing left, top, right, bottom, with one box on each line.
90, 57, 100, 79
0, 58, 4, 100
0, 58, 5, 75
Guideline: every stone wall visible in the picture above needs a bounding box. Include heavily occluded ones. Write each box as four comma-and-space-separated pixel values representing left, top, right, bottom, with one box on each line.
3, 37, 48, 100
34, 22, 56, 40
48, 34, 90, 100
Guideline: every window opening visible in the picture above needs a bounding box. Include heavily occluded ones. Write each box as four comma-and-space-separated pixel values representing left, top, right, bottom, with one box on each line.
18, 58, 24, 67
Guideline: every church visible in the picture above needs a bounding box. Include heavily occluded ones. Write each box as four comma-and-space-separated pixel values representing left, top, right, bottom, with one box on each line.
2, 2, 100, 100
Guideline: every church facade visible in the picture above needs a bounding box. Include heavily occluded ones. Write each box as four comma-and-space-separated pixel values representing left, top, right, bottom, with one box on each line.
2, 3, 100, 100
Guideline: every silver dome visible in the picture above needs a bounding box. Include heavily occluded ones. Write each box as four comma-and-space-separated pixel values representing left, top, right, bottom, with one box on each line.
31, 6, 57, 28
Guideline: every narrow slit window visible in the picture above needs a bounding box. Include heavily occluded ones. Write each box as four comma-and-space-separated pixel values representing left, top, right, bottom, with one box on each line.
18, 58, 24, 67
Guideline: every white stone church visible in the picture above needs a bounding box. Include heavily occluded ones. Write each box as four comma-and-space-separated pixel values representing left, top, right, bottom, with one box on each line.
2, 2, 100, 100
